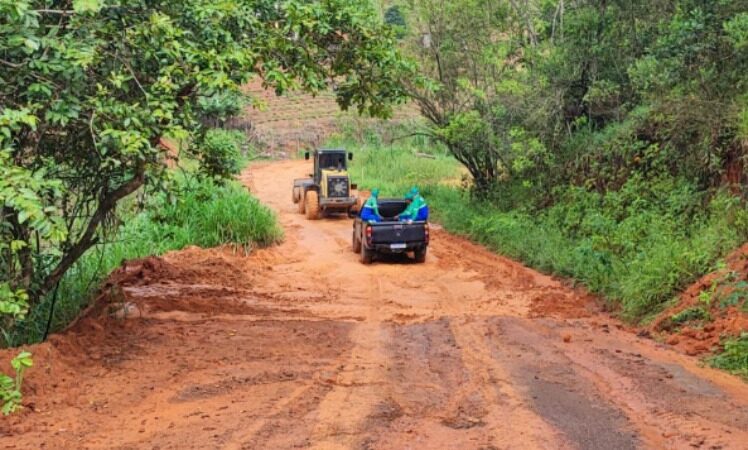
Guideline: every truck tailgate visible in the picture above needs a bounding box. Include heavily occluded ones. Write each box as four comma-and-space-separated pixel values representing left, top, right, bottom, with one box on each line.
371, 222, 427, 244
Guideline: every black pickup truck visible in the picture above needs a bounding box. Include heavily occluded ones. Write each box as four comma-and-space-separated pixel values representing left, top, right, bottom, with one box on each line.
352, 199, 429, 264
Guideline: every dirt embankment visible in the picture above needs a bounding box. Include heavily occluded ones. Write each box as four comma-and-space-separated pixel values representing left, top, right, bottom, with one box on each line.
646, 244, 748, 357
1, 160, 748, 450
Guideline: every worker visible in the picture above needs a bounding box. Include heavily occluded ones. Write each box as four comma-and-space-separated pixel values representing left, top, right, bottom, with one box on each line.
360, 188, 382, 222
399, 187, 429, 222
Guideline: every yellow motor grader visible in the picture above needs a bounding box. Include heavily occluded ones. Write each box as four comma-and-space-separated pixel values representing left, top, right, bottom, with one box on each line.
292, 149, 359, 220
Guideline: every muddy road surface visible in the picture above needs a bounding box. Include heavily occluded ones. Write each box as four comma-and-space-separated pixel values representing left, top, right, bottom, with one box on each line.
2, 160, 748, 450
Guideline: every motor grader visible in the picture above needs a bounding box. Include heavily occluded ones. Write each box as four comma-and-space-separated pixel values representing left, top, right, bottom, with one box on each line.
292, 149, 359, 220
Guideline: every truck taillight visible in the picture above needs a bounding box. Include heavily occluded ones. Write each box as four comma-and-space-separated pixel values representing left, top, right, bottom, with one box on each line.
424, 223, 430, 244
365, 225, 373, 245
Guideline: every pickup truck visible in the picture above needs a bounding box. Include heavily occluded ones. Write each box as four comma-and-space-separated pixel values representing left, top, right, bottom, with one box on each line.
352, 198, 429, 264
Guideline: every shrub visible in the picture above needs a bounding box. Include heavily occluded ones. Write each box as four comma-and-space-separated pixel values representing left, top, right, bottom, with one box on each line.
0, 351, 32, 415
710, 334, 748, 379
198, 129, 245, 180
197, 92, 246, 125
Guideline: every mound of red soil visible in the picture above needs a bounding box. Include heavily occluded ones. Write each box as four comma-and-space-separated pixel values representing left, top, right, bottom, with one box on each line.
648, 243, 748, 356
0, 248, 257, 418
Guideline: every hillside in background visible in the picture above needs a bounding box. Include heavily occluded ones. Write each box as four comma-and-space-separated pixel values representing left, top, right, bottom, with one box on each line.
231, 79, 419, 156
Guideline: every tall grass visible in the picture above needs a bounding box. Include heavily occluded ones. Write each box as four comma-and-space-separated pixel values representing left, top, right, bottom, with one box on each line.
4, 178, 281, 346
430, 187, 746, 319
330, 135, 461, 197
149, 177, 281, 249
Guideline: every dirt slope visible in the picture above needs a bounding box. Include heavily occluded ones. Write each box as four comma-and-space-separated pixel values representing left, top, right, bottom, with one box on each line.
647, 243, 748, 357
2, 160, 748, 450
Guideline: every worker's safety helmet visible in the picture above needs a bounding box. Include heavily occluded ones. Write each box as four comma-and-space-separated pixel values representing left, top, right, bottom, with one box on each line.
371, 188, 380, 198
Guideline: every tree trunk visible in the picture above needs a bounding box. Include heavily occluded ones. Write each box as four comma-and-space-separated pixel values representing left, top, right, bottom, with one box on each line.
37, 163, 146, 301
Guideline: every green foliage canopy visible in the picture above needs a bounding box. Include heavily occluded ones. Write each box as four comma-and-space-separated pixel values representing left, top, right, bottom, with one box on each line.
400, 0, 748, 196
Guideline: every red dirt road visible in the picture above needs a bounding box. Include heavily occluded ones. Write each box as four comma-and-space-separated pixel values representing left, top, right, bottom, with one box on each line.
2, 160, 748, 450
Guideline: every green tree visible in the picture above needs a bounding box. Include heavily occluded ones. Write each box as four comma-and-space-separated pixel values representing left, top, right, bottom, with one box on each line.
401, 0, 748, 197
401, 0, 551, 194
1, 0, 408, 324
534, 1, 748, 191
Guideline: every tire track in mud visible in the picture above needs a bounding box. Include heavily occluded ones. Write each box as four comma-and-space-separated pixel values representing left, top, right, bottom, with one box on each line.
448, 318, 566, 449
556, 325, 748, 450
309, 321, 392, 449
308, 275, 393, 449
3, 160, 748, 450
481, 317, 639, 450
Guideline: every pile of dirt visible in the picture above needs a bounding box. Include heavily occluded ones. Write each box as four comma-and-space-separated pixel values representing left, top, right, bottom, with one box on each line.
528, 288, 597, 319
0, 248, 256, 421
648, 243, 748, 356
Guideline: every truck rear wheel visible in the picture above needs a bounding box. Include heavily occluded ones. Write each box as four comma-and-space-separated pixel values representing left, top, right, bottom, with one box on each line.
292, 186, 300, 204
352, 230, 361, 253
414, 247, 427, 264
305, 190, 320, 220
360, 244, 374, 264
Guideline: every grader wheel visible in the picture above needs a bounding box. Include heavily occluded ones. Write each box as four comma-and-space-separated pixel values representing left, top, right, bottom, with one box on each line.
298, 191, 306, 214
305, 190, 320, 220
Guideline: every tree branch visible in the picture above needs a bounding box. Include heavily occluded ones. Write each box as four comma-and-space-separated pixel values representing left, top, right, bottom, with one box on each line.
0, 59, 24, 68
39, 163, 146, 296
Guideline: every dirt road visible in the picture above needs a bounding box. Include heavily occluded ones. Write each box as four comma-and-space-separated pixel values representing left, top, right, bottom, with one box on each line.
2, 160, 748, 450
